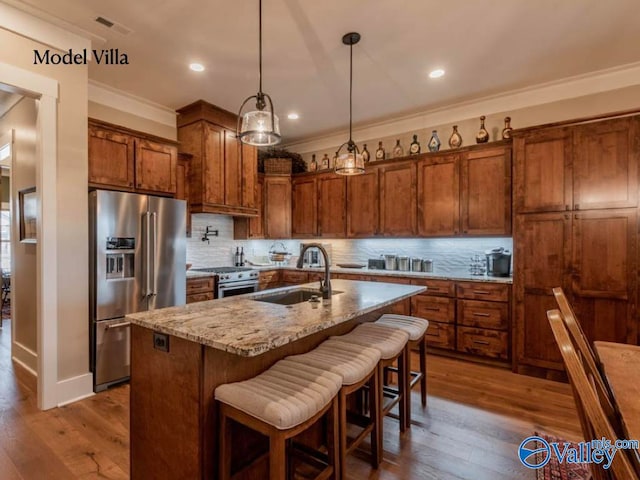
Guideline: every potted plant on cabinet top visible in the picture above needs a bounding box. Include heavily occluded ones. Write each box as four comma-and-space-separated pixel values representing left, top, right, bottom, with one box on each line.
258, 147, 307, 174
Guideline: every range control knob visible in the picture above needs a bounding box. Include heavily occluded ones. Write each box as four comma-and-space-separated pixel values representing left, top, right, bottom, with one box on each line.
238, 274, 243, 278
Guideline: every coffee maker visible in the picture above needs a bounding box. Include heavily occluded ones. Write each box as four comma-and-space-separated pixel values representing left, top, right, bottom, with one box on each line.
485, 248, 511, 277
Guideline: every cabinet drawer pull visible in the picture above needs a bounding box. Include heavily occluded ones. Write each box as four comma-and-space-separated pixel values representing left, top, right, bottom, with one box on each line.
424, 307, 441, 311
428, 287, 441, 291
472, 339, 490, 345
472, 290, 490, 295
472, 312, 491, 317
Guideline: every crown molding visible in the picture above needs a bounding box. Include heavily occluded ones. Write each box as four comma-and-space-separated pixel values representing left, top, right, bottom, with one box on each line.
284, 61, 640, 153
89, 80, 177, 128
0, 0, 92, 52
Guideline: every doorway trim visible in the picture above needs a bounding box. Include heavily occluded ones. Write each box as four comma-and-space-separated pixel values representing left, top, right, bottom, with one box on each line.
0, 60, 59, 410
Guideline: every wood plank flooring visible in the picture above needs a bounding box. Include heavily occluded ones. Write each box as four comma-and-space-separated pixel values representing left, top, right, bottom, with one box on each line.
0, 320, 581, 479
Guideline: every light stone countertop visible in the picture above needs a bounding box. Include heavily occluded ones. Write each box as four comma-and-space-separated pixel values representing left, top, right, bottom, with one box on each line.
249, 265, 513, 284
127, 279, 425, 357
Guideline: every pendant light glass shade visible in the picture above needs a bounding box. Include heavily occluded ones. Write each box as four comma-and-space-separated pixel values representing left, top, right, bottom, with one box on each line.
236, 0, 281, 147
335, 32, 364, 176
239, 109, 281, 146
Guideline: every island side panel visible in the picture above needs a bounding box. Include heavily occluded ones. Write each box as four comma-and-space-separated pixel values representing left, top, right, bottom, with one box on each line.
202, 306, 394, 479
130, 324, 204, 480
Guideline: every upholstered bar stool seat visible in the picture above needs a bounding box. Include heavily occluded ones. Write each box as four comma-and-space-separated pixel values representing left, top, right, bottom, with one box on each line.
215, 359, 342, 479
288, 339, 382, 479
330, 322, 411, 459
376, 314, 430, 429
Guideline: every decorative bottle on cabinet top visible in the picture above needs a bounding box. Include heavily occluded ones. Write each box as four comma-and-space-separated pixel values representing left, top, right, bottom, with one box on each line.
502, 116, 513, 139
476, 115, 489, 143
309, 153, 318, 172
321, 153, 330, 170
392, 139, 404, 158
375, 141, 385, 161
409, 134, 421, 154
448, 125, 463, 149
428, 130, 441, 152
361, 144, 370, 163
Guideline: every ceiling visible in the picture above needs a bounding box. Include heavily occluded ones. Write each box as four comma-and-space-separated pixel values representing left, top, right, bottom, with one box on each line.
13, 0, 640, 142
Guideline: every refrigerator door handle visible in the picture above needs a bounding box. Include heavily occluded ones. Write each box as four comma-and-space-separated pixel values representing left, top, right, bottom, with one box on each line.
144, 211, 152, 297
151, 211, 158, 296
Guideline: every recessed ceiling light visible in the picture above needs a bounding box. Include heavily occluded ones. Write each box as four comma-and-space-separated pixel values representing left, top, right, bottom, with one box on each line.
429, 68, 445, 79
287, 113, 299, 120
189, 63, 205, 72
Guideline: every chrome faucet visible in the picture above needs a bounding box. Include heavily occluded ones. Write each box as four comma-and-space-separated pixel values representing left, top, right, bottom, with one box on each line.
297, 243, 332, 300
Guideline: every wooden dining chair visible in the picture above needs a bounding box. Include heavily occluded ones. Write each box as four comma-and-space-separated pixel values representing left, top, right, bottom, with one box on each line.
547, 309, 639, 480
552, 287, 618, 424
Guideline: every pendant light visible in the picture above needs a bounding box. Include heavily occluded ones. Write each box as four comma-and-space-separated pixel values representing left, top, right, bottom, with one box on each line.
334, 32, 365, 176
236, 0, 281, 146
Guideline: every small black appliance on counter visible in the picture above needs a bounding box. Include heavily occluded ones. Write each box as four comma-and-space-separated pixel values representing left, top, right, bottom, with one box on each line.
485, 248, 511, 277
368, 258, 385, 270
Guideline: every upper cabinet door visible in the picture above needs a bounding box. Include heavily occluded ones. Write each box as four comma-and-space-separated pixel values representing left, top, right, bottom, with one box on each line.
346, 169, 379, 238
135, 139, 177, 194
461, 146, 512, 235
88, 126, 135, 189
241, 144, 257, 209
573, 117, 638, 210
224, 130, 242, 207
263, 176, 292, 239
514, 128, 572, 213
317, 174, 346, 238
379, 162, 417, 236
291, 176, 317, 238
417, 154, 460, 236
203, 123, 224, 205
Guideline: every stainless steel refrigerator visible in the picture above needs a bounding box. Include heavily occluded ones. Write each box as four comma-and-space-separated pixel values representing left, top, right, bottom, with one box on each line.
89, 190, 186, 392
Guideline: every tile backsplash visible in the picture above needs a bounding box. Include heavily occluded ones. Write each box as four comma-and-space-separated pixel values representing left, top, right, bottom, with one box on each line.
187, 213, 512, 274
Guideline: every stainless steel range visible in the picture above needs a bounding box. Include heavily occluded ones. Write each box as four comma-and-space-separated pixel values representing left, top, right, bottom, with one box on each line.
191, 266, 259, 298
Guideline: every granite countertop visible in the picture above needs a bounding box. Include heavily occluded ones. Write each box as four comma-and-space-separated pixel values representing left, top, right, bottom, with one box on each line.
127, 279, 425, 357
249, 264, 513, 284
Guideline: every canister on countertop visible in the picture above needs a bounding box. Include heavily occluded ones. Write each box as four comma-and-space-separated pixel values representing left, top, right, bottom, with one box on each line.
384, 254, 397, 270
397, 256, 410, 271
423, 259, 433, 272
411, 258, 423, 272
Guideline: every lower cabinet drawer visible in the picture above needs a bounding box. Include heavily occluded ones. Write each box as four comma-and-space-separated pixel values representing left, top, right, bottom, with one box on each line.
411, 296, 455, 323
456, 327, 508, 360
186, 276, 214, 295
457, 299, 508, 330
186, 292, 214, 304
424, 321, 455, 350
281, 270, 309, 284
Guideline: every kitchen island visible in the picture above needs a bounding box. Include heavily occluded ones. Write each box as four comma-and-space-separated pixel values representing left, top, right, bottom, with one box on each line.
126, 279, 425, 480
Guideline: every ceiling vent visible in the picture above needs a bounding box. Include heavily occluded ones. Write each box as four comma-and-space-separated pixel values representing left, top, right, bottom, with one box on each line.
94, 16, 133, 35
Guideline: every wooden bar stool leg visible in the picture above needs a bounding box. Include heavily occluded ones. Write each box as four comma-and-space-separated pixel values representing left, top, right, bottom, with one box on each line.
397, 348, 407, 432
371, 365, 382, 467
339, 390, 348, 480
219, 409, 232, 480
420, 336, 427, 407
327, 398, 339, 480
269, 431, 287, 479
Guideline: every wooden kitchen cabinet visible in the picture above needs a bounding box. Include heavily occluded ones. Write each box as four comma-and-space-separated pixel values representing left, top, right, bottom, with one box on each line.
88, 124, 135, 189
513, 128, 572, 213
263, 175, 292, 239
234, 175, 265, 239
572, 117, 638, 211
89, 120, 178, 196
135, 139, 177, 195
186, 276, 215, 303
291, 176, 317, 238
176, 152, 192, 236
177, 100, 258, 216
346, 169, 379, 237
258, 270, 281, 290
460, 145, 512, 235
281, 270, 309, 285
379, 162, 417, 236
417, 154, 460, 236
317, 173, 346, 237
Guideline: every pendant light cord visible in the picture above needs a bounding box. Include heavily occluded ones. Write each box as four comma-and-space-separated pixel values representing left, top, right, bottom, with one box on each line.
258, 0, 263, 95
348, 41, 353, 145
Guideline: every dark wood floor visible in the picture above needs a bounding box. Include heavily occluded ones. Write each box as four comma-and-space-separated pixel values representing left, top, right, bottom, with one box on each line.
0, 319, 581, 479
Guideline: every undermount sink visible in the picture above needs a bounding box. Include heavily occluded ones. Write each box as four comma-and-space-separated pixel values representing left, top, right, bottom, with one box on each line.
254, 289, 344, 306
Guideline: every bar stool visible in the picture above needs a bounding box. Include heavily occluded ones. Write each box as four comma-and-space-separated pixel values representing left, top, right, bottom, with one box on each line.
375, 314, 430, 429
330, 322, 410, 454
215, 358, 342, 480
288, 339, 382, 479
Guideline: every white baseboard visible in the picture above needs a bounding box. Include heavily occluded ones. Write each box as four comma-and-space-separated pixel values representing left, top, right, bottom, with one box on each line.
12, 341, 37, 375
57, 373, 94, 406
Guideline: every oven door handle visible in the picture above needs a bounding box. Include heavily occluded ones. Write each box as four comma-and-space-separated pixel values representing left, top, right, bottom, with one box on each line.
218, 281, 259, 290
